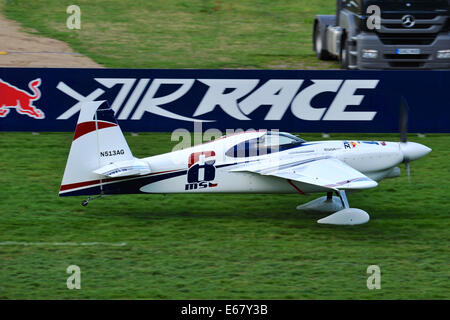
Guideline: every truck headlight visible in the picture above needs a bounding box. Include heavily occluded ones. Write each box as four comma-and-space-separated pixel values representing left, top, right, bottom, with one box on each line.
437, 50, 450, 59
362, 49, 378, 59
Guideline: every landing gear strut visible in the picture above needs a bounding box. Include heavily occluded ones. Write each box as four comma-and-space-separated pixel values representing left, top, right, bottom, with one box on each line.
326, 192, 333, 201
336, 190, 349, 209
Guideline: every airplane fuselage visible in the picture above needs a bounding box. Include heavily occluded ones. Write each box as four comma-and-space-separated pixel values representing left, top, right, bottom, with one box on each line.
138, 131, 413, 195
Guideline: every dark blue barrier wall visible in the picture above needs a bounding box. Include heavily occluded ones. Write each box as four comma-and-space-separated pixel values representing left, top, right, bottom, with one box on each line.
0, 68, 449, 132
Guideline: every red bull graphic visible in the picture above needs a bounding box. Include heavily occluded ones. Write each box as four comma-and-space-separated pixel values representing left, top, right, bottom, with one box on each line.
0, 78, 45, 119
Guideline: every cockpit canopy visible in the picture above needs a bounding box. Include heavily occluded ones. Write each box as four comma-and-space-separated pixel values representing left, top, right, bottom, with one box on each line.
225, 131, 306, 158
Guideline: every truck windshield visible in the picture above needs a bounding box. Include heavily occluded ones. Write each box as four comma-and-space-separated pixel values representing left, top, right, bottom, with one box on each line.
367, 0, 449, 11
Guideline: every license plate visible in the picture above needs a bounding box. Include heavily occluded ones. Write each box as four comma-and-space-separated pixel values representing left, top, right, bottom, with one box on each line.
396, 48, 421, 55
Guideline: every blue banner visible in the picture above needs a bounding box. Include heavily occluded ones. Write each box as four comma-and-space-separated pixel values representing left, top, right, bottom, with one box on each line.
0, 68, 449, 132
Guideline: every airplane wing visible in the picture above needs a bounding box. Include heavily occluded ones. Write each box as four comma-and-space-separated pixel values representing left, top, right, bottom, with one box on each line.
232, 157, 377, 191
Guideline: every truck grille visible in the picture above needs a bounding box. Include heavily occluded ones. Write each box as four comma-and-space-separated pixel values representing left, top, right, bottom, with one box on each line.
384, 54, 430, 60
378, 34, 437, 45
388, 61, 426, 68
383, 52, 431, 69
383, 23, 433, 29
381, 13, 438, 20
378, 15, 447, 35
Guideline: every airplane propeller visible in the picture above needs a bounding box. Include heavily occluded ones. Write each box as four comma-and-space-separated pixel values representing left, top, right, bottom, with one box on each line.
399, 96, 411, 182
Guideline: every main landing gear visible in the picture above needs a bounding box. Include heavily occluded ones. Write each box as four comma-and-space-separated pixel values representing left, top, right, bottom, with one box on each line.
297, 190, 370, 225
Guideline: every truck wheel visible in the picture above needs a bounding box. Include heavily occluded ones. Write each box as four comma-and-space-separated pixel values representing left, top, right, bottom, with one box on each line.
314, 23, 332, 60
339, 36, 349, 69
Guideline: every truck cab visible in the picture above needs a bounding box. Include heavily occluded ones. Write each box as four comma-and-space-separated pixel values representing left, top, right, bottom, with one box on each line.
313, 0, 450, 69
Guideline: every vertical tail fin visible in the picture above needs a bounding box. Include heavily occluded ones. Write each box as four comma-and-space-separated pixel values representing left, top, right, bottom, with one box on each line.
59, 101, 134, 196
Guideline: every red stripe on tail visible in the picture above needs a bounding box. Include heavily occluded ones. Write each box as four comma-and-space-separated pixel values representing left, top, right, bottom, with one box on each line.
73, 121, 117, 141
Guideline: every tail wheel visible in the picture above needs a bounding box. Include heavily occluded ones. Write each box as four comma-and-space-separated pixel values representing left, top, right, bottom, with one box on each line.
313, 23, 332, 60
339, 35, 349, 69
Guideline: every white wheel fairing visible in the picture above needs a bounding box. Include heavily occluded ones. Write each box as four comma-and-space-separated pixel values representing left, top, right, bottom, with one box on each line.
317, 208, 370, 225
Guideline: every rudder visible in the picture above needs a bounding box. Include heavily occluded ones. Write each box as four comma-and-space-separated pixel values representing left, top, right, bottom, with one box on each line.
59, 101, 134, 196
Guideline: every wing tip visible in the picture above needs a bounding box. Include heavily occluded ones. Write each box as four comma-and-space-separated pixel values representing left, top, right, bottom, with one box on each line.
338, 179, 378, 190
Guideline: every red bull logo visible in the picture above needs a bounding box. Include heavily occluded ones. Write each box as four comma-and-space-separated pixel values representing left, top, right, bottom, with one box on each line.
0, 78, 45, 119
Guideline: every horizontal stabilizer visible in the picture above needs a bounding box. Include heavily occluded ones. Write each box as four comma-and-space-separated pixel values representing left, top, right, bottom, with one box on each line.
93, 159, 151, 178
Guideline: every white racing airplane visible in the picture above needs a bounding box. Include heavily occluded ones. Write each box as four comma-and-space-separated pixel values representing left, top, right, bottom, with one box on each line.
59, 100, 431, 225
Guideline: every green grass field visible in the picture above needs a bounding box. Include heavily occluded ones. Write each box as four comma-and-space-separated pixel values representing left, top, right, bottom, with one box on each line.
2, 0, 338, 69
0, 0, 449, 300
0, 132, 449, 299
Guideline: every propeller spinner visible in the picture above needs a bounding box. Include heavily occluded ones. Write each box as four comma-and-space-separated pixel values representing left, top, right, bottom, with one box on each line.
398, 97, 431, 182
